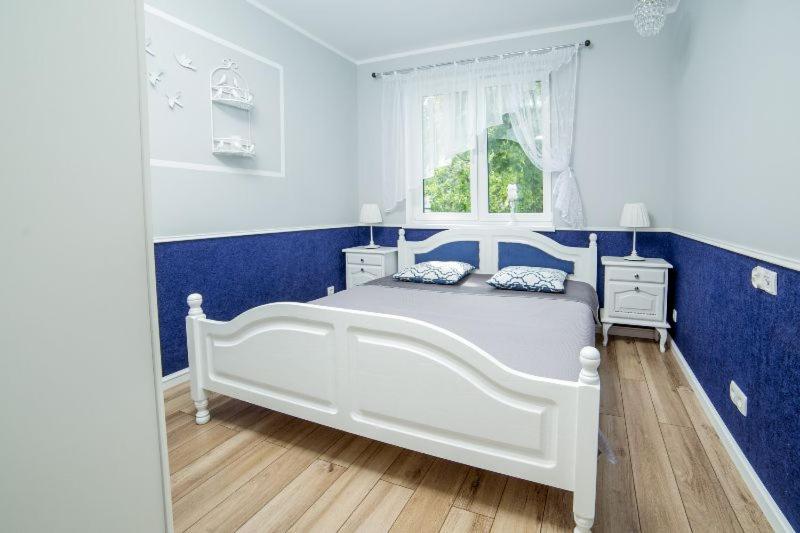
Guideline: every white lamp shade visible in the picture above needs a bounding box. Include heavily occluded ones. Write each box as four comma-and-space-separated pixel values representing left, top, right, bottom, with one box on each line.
619, 203, 650, 228
359, 203, 382, 225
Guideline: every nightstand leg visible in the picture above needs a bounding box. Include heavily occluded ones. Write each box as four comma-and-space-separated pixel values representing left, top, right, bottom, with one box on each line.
657, 328, 668, 353
602, 323, 611, 347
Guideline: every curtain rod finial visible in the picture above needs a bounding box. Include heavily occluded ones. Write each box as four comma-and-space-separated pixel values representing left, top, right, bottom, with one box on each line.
371, 72, 378, 78
584, 40, 591, 47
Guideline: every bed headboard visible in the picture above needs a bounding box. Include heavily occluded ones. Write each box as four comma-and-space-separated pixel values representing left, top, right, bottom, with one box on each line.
398, 228, 598, 289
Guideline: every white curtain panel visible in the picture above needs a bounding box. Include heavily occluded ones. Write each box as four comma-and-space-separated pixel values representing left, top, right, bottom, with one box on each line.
380, 44, 584, 227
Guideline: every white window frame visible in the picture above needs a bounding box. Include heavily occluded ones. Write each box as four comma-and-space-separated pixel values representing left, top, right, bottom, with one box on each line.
407, 76, 554, 230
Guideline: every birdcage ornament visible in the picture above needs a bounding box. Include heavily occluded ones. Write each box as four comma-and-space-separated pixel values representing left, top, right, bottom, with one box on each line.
210, 59, 255, 158
210, 59, 254, 110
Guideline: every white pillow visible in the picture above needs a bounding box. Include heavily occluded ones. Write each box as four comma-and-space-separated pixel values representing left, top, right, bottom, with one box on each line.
487, 266, 567, 293
393, 261, 476, 285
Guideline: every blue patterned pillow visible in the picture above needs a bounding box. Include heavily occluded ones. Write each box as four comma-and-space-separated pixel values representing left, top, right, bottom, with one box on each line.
486, 266, 568, 293
393, 261, 476, 285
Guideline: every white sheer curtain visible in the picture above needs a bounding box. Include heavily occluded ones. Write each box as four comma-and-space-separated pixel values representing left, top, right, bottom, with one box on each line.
380, 44, 584, 227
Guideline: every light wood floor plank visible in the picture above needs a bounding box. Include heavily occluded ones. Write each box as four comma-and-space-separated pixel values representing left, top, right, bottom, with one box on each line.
453, 468, 507, 518
637, 341, 691, 427
319, 433, 373, 468
540, 488, 573, 533
661, 424, 743, 532
663, 347, 690, 390
237, 459, 346, 533
677, 387, 772, 532
171, 440, 286, 532
219, 404, 272, 431
163, 381, 191, 402
170, 410, 291, 501
288, 441, 402, 532
164, 392, 196, 416
621, 379, 691, 533
169, 424, 237, 473
185, 424, 340, 533
599, 343, 624, 417
381, 449, 435, 490
265, 415, 321, 448
490, 477, 547, 533
339, 480, 413, 533
177, 392, 227, 417
166, 411, 194, 434
390, 459, 470, 533
440, 507, 494, 533
614, 338, 645, 381
595, 414, 640, 533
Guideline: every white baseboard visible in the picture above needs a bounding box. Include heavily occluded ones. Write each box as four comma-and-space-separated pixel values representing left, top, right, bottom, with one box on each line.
161, 368, 189, 390
669, 336, 794, 532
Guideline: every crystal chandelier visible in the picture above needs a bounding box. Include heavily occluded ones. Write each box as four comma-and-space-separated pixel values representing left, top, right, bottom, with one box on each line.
633, 0, 667, 37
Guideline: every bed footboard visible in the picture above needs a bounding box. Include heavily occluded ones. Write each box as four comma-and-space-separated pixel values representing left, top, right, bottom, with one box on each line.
185, 293, 600, 531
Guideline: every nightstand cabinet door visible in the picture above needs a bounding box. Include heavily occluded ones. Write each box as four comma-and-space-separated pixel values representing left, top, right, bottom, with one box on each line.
606, 281, 666, 321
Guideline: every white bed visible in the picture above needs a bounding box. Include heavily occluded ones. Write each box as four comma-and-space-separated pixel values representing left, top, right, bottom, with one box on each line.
185, 227, 601, 532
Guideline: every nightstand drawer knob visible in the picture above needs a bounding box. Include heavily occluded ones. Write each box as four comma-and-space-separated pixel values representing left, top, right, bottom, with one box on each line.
634, 273, 640, 279
360, 267, 364, 272
360, 258, 364, 262
634, 286, 640, 292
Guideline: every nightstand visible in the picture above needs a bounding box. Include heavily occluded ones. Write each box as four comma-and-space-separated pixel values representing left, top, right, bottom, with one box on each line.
342, 246, 398, 289
600, 256, 673, 352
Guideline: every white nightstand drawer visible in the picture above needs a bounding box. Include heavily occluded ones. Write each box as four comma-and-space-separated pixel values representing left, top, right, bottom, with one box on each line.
606, 281, 666, 321
347, 264, 383, 286
347, 253, 384, 267
606, 266, 665, 284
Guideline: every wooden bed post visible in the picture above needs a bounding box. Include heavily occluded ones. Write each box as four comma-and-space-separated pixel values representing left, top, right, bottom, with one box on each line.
186, 293, 210, 425
397, 227, 411, 270
573, 346, 601, 532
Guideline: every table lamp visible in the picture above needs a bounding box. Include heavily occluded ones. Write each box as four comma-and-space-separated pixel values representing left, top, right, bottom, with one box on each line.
360, 203, 382, 249
619, 202, 650, 261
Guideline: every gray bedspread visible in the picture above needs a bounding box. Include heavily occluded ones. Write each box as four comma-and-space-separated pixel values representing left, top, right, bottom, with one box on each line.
311, 274, 598, 382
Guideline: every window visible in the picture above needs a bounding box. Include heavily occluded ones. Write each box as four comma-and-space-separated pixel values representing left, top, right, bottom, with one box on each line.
411, 80, 551, 227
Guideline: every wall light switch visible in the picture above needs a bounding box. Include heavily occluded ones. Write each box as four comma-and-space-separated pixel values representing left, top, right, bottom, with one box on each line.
751, 266, 777, 295
729, 381, 748, 416
327, 286, 335, 296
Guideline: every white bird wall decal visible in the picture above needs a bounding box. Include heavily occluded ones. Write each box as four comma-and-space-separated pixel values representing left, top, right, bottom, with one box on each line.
147, 70, 164, 87
145, 37, 155, 56
174, 53, 197, 71
166, 91, 183, 110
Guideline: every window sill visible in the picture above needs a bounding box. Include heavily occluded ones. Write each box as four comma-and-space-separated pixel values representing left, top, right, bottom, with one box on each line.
403, 220, 556, 232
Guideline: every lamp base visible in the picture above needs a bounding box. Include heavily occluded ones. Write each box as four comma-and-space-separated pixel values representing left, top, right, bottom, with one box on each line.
364, 243, 379, 249
623, 253, 646, 261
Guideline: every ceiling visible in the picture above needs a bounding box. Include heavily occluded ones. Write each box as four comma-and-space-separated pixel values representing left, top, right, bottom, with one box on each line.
251, 0, 678, 63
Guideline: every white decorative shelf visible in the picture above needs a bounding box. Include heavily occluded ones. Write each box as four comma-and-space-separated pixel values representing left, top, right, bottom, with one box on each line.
212, 136, 255, 157
210, 59, 255, 157
211, 81, 253, 110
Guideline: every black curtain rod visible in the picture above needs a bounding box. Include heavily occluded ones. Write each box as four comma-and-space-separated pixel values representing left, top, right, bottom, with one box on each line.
371, 39, 590, 79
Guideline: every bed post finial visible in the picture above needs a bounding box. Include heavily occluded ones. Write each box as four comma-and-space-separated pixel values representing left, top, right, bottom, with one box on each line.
398, 228, 406, 243
589, 233, 597, 249
578, 346, 601, 384
187, 293, 204, 317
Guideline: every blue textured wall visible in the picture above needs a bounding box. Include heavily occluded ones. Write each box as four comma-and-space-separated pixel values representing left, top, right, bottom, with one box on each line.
668, 234, 800, 529
154, 227, 365, 376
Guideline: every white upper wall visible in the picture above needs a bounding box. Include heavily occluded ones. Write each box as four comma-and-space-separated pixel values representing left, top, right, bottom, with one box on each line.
671, 0, 800, 260
357, 19, 678, 229
147, 0, 358, 238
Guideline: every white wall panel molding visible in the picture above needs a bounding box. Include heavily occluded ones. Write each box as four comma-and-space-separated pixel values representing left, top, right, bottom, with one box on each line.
154, 223, 359, 243
672, 229, 800, 272
144, 4, 286, 178
670, 337, 794, 533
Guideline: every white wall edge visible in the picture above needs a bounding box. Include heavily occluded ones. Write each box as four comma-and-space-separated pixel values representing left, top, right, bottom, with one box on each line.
162, 368, 190, 390
154, 223, 359, 243
244, 0, 357, 64
356, 5, 678, 66
671, 228, 800, 272
669, 336, 795, 533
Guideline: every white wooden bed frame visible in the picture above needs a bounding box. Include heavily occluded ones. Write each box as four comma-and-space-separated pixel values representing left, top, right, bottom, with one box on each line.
185, 228, 601, 532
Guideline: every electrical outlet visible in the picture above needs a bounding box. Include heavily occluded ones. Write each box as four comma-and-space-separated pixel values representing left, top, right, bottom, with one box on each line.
327, 286, 335, 296
751, 266, 777, 295
672, 309, 678, 323
729, 381, 747, 416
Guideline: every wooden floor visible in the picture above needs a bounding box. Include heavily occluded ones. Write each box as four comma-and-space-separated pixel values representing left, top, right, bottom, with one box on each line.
163, 338, 773, 533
